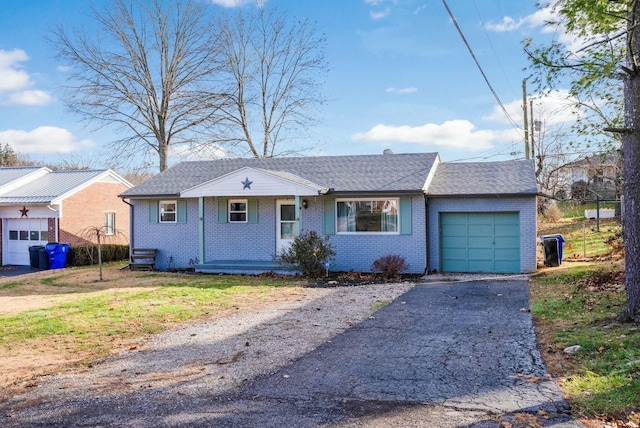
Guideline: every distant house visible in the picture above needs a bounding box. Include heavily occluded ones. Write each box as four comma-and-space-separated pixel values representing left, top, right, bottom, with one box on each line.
120, 152, 538, 275
556, 152, 621, 200
0, 167, 132, 266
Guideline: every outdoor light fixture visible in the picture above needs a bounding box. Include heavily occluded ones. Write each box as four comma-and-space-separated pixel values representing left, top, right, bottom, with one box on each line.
302, 199, 308, 209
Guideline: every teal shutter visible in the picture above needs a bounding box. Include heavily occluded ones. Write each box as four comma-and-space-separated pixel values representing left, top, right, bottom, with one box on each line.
323, 198, 335, 235
248, 199, 258, 224
149, 201, 158, 223
399, 196, 412, 235
217, 199, 228, 223
177, 200, 187, 223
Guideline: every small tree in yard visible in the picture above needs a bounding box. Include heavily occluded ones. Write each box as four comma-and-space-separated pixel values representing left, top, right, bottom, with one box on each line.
80, 225, 127, 281
276, 230, 335, 278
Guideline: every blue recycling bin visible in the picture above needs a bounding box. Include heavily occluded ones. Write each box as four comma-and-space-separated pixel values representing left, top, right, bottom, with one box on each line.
539, 234, 564, 267
46, 243, 70, 269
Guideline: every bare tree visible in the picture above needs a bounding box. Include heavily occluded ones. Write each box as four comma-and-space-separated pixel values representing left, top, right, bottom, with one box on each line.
211, 6, 328, 158
51, 0, 225, 172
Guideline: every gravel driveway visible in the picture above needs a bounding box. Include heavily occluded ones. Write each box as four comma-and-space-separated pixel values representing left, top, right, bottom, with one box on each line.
1, 278, 583, 427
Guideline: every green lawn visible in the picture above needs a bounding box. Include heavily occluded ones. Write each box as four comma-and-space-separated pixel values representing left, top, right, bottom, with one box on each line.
532, 261, 640, 422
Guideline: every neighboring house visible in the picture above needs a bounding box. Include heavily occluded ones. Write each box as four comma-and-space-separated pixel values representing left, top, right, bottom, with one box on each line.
556, 152, 622, 200
0, 167, 133, 266
120, 152, 538, 275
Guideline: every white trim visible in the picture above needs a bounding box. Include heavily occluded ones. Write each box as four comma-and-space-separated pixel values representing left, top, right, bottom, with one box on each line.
228, 199, 248, 223
159, 200, 177, 223
335, 197, 400, 235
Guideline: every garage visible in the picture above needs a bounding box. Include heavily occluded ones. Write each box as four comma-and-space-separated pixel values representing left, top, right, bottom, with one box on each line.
5, 218, 49, 265
440, 212, 520, 274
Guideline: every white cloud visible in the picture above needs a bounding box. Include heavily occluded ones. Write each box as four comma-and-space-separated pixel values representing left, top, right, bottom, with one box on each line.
370, 8, 391, 20
0, 49, 32, 92
0, 49, 52, 106
209, 0, 265, 7
9, 90, 52, 106
364, 0, 396, 5
386, 87, 418, 94
485, 6, 555, 32
0, 127, 95, 154
351, 119, 514, 151
484, 90, 582, 126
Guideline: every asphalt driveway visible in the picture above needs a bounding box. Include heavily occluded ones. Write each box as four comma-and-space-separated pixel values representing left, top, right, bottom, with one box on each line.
1, 279, 582, 427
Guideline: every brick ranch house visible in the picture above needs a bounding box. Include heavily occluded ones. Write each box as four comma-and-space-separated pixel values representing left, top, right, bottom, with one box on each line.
120, 152, 538, 275
0, 167, 132, 266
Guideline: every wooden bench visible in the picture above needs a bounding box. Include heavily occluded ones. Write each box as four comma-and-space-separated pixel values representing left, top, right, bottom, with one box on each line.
129, 248, 157, 271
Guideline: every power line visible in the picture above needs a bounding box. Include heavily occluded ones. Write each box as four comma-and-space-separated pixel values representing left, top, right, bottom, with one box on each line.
441, 0, 522, 136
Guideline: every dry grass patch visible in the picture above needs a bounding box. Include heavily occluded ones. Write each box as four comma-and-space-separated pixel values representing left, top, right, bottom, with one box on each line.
0, 264, 305, 393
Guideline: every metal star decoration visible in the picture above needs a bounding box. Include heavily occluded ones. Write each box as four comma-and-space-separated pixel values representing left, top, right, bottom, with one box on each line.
20, 206, 29, 217
241, 177, 253, 190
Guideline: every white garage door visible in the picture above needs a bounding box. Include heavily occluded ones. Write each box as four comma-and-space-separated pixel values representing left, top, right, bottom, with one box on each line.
5, 218, 50, 265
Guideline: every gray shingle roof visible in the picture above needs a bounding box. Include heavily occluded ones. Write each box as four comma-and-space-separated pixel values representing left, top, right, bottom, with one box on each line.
0, 170, 112, 204
121, 153, 440, 197
427, 160, 538, 196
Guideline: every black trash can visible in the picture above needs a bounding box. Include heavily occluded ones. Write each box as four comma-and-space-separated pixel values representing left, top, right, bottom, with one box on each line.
540, 234, 565, 267
28, 245, 45, 268
38, 248, 49, 270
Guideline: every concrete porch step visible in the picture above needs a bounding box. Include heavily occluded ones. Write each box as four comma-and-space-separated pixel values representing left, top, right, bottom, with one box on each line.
194, 260, 297, 275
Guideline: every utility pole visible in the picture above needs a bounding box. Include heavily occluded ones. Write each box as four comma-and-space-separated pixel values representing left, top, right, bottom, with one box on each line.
522, 79, 530, 160
530, 99, 535, 160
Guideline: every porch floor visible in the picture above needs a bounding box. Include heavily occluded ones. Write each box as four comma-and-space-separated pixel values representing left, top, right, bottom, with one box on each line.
194, 260, 297, 275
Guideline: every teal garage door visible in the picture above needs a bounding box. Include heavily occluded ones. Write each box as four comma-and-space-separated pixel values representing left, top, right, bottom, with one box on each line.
440, 212, 520, 273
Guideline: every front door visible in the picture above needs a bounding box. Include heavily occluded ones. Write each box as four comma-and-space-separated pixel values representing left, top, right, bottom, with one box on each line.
276, 200, 296, 254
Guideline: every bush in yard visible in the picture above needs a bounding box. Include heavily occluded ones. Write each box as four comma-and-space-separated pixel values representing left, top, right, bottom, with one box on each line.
68, 244, 129, 266
276, 230, 335, 278
372, 254, 408, 280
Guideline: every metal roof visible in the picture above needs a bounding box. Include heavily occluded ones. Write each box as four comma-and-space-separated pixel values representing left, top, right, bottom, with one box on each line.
0, 169, 131, 205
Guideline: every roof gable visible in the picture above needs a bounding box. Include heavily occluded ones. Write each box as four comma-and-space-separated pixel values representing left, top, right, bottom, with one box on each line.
181, 166, 324, 197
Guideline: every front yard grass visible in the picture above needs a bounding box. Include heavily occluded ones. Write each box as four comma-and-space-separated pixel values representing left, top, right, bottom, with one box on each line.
531, 260, 640, 425
0, 265, 304, 389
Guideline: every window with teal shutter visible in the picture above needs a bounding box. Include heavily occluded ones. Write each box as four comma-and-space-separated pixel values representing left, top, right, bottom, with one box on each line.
149, 201, 158, 223
177, 200, 187, 223
218, 199, 228, 223
323, 198, 335, 235
399, 196, 412, 235
248, 199, 258, 224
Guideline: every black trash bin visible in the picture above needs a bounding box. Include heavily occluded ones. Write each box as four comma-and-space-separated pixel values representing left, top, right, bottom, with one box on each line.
540, 234, 565, 267
38, 248, 49, 270
28, 245, 45, 268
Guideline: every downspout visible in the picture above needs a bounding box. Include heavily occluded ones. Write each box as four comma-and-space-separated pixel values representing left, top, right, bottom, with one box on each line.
46, 205, 59, 242
424, 196, 429, 275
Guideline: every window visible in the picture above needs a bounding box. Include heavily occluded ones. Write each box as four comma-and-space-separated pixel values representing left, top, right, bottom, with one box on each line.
336, 199, 399, 233
159, 201, 177, 223
105, 212, 115, 235
229, 199, 247, 223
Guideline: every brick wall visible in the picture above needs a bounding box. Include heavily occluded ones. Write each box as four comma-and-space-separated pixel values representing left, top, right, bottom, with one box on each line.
132, 195, 428, 274
58, 182, 131, 246
427, 196, 537, 273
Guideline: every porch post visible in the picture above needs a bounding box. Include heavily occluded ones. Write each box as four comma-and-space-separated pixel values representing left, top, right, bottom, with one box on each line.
294, 195, 301, 237
198, 197, 205, 264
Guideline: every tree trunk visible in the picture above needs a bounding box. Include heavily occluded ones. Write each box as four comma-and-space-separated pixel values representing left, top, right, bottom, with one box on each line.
618, 1, 640, 323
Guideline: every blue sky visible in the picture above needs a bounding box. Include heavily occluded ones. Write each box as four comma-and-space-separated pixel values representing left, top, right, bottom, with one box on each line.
0, 0, 562, 170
